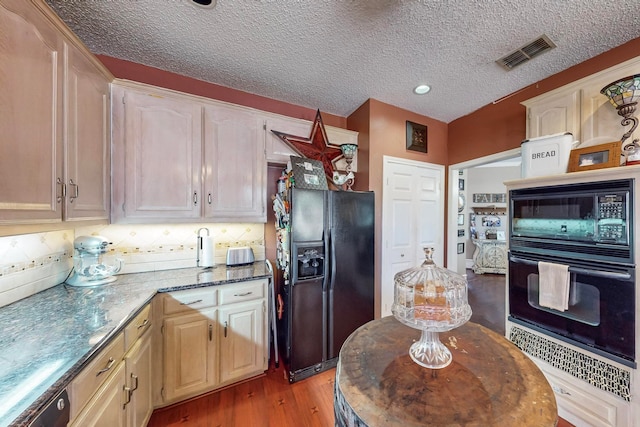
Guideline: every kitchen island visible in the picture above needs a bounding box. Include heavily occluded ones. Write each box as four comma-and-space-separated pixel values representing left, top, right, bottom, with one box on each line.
335, 316, 557, 426
0, 263, 270, 427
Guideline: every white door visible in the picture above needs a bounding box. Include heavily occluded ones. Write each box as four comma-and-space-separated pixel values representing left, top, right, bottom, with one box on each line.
381, 156, 444, 317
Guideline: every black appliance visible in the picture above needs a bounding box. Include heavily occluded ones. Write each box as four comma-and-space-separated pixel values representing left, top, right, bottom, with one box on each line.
27, 389, 70, 427
508, 178, 636, 367
275, 188, 375, 382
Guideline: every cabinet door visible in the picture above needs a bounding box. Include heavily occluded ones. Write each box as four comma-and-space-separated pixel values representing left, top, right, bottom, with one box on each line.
69, 362, 127, 427
65, 42, 111, 221
114, 87, 202, 222
0, 0, 64, 222
163, 308, 217, 402
580, 74, 628, 146
125, 332, 153, 427
526, 89, 581, 139
219, 300, 266, 384
203, 105, 265, 222
264, 116, 311, 164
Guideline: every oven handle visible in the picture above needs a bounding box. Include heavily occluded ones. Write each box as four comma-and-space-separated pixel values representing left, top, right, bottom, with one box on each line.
509, 255, 632, 280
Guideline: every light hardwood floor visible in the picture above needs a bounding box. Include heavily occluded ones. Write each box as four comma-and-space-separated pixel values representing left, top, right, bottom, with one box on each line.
148, 363, 335, 427
148, 271, 575, 427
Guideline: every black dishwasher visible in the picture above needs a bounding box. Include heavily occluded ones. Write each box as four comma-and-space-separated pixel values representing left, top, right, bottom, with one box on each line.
28, 389, 69, 427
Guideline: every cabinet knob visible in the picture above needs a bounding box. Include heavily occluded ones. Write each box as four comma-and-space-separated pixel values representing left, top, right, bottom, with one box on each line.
224, 321, 228, 338
193, 192, 198, 205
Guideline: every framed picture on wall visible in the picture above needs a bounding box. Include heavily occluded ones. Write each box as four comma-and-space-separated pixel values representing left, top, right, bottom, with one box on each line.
458, 179, 465, 190
406, 121, 428, 153
457, 214, 464, 225
457, 229, 465, 237
457, 243, 465, 254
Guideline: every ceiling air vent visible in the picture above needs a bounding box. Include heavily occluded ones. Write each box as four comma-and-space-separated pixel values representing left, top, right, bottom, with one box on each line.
496, 35, 556, 71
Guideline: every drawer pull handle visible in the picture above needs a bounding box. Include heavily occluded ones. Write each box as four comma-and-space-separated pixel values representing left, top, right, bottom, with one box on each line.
234, 292, 253, 297
96, 357, 115, 377
209, 324, 213, 341
137, 318, 150, 329
552, 385, 571, 396
69, 179, 79, 203
123, 385, 132, 409
180, 299, 203, 306
131, 373, 139, 392
224, 321, 228, 338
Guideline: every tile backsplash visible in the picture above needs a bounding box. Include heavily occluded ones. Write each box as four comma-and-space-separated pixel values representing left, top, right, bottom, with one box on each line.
0, 223, 265, 308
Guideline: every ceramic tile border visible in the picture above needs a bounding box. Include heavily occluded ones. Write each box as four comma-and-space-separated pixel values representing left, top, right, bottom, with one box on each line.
0, 251, 72, 277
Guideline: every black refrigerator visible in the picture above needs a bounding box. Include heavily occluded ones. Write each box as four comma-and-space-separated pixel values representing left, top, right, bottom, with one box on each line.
274, 188, 375, 383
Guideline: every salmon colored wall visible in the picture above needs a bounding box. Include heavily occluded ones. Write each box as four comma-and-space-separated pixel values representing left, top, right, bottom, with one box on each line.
347, 102, 371, 192
97, 55, 347, 129
347, 99, 448, 318
449, 36, 640, 165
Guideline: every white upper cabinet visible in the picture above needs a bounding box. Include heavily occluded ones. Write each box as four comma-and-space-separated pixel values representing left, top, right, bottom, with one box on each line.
0, 0, 111, 227
112, 84, 203, 222
203, 104, 266, 222
0, 0, 64, 223
522, 56, 640, 146
65, 42, 111, 221
264, 116, 311, 164
112, 81, 269, 223
523, 89, 581, 140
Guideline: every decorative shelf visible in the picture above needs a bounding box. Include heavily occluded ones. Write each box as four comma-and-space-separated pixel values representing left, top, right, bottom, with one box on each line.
471, 206, 507, 215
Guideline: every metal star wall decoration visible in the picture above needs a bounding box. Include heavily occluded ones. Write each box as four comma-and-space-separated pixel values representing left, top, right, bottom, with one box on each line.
271, 110, 342, 180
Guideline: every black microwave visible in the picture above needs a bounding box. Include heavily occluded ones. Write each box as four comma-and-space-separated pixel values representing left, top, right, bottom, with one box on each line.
509, 178, 634, 264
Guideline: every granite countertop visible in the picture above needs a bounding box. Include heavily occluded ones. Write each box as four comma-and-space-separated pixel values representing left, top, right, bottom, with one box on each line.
0, 262, 271, 427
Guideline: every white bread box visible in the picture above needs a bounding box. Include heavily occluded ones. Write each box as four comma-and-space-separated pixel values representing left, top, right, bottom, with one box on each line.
520, 132, 577, 178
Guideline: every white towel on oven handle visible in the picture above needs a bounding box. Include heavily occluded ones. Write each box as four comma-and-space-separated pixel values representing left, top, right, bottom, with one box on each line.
538, 261, 570, 312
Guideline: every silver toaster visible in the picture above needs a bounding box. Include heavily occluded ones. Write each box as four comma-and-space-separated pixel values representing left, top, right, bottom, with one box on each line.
226, 246, 255, 266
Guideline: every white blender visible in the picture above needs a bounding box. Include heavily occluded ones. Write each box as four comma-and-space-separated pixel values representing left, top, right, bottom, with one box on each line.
65, 236, 123, 287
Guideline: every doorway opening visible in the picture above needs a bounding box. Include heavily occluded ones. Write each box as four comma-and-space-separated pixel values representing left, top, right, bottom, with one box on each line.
447, 148, 521, 276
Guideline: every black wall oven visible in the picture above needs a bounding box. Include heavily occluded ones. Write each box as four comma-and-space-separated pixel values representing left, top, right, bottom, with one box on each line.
508, 178, 636, 367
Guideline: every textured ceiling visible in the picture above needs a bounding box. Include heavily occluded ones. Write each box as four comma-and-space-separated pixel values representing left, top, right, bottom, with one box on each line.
46, 0, 640, 123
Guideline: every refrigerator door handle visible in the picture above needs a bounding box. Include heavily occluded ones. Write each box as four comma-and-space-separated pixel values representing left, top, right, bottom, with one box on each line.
329, 227, 337, 290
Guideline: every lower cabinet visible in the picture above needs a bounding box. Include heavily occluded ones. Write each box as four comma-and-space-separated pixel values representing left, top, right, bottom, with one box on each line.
125, 333, 153, 427
69, 362, 127, 427
69, 305, 153, 427
163, 308, 218, 402
219, 299, 265, 383
161, 280, 268, 405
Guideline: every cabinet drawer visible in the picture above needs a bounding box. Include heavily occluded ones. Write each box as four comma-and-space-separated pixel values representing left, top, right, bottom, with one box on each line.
544, 369, 621, 427
218, 280, 265, 305
163, 288, 217, 315
124, 303, 152, 351
69, 333, 125, 419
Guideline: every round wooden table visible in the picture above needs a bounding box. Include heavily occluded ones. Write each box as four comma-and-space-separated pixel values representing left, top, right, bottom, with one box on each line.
334, 316, 557, 427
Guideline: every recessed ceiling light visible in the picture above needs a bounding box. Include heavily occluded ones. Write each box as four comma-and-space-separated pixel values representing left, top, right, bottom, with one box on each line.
414, 85, 431, 95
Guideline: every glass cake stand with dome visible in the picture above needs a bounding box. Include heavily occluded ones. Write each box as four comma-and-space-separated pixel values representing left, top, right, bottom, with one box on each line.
392, 247, 472, 369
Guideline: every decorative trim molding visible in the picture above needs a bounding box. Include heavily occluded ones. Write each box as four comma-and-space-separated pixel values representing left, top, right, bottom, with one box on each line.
509, 326, 631, 401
